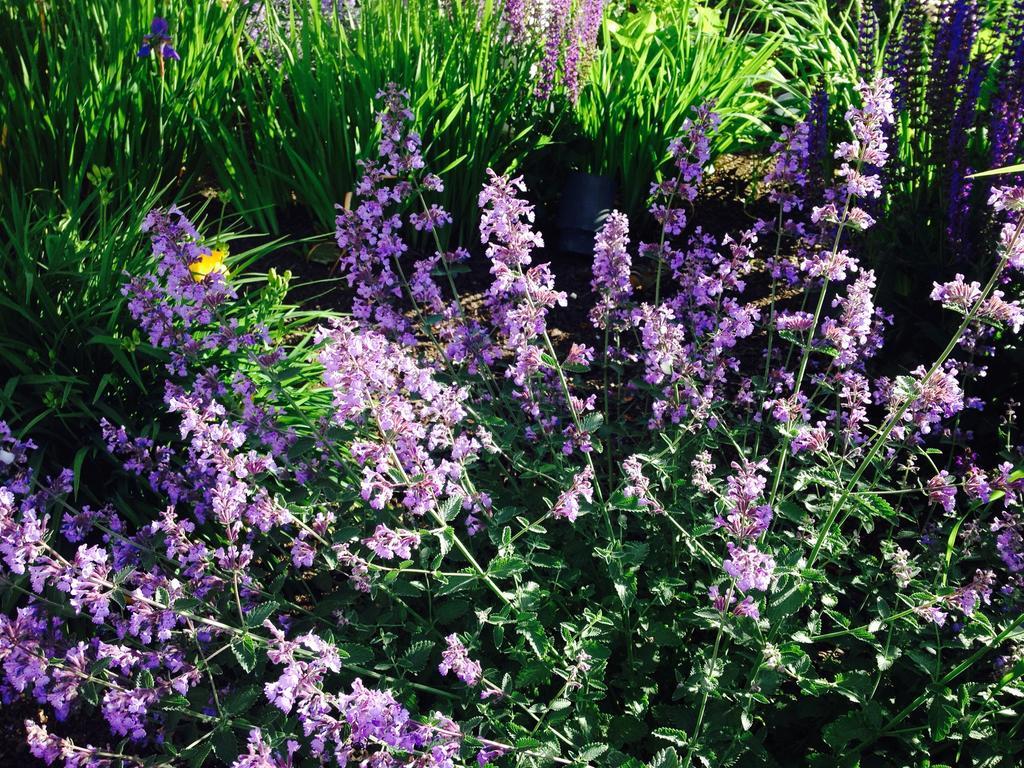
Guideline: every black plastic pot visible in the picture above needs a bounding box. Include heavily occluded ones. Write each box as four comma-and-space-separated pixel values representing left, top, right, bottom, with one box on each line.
556, 171, 616, 256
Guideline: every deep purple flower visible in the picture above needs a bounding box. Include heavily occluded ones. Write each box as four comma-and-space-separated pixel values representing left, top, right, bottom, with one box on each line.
138, 17, 180, 76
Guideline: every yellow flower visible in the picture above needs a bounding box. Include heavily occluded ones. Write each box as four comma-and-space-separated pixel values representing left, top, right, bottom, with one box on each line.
190, 245, 229, 281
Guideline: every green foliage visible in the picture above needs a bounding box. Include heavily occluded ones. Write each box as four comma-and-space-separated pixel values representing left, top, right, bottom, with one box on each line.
0, 190, 159, 467
0, 0, 246, 215
574, 2, 782, 219
205, 0, 545, 240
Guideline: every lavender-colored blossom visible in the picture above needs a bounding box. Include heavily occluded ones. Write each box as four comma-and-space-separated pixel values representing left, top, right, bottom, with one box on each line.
363, 524, 421, 560
551, 466, 595, 522
318, 318, 479, 519
232, 729, 298, 768
438, 634, 482, 686
791, 423, 830, 454
723, 543, 775, 593
621, 455, 663, 514
714, 460, 772, 540
927, 470, 957, 513
590, 211, 633, 330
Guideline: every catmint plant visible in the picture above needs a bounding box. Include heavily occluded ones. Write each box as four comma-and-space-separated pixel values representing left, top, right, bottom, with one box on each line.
3, 78, 1024, 768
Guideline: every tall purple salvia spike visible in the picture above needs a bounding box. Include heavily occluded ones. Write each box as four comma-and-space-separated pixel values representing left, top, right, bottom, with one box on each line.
806, 83, 830, 180
857, 3, 879, 78
884, 0, 925, 114
562, 0, 605, 103
535, 0, 571, 101
926, 0, 981, 150
502, 0, 527, 43
990, 0, 1024, 172
946, 57, 988, 259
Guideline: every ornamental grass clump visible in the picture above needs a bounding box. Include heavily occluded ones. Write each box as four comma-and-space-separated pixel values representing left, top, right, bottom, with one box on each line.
2, 78, 1024, 768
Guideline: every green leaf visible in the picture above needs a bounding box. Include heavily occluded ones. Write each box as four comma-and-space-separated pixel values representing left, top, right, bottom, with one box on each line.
337, 642, 374, 666
647, 747, 679, 768
968, 163, 1024, 178
435, 572, 477, 596
244, 601, 279, 629
223, 685, 260, 716
183, 740, 213, 768
399, 640, 434, 672
651, 727, 689, 747
231, 634, 259, 673
929, 689, 959, 742
212, 727, 238, 765
488, 555, 529, 578
577, 743, 609, 763
438, 494, 464, 522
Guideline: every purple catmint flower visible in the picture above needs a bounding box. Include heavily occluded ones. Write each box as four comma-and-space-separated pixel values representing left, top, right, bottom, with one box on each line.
551, 466, 595, 522
763, 121, 810, 214
887, 362, 965, 439
334, 85, 451, 345
338, 678, 427, 752
590, 210, 633, 330
233, 729, 298, 768
477, 745, 509, 766
102, 687, 159, 741
927, 470, 957, 513
646, 103, 720, 237
714, 460, 773, 540
918, 569, 996, 625
691, 451, 715, 494
953, 569, 995, 615
708, 585, 760, 618
24, 720, 62, 765
438, 634, 482, 686
318, 318, 480, 520
776, 311, 815, 332
621, 455, 663, 514
820, 268, 886, 367
363, 524, 421, 560
932, 273, 1024, 332
479, 169, 595, 445
723, 542, 775, 593
791, 422, 830, 454
994, 519, 1024, 573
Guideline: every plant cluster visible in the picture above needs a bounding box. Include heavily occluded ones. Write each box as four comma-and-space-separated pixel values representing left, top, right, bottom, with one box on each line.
3, 67, 1024, 768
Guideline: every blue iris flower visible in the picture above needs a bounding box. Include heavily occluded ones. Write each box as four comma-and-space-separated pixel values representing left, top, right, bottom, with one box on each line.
138, 17, 180, 65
